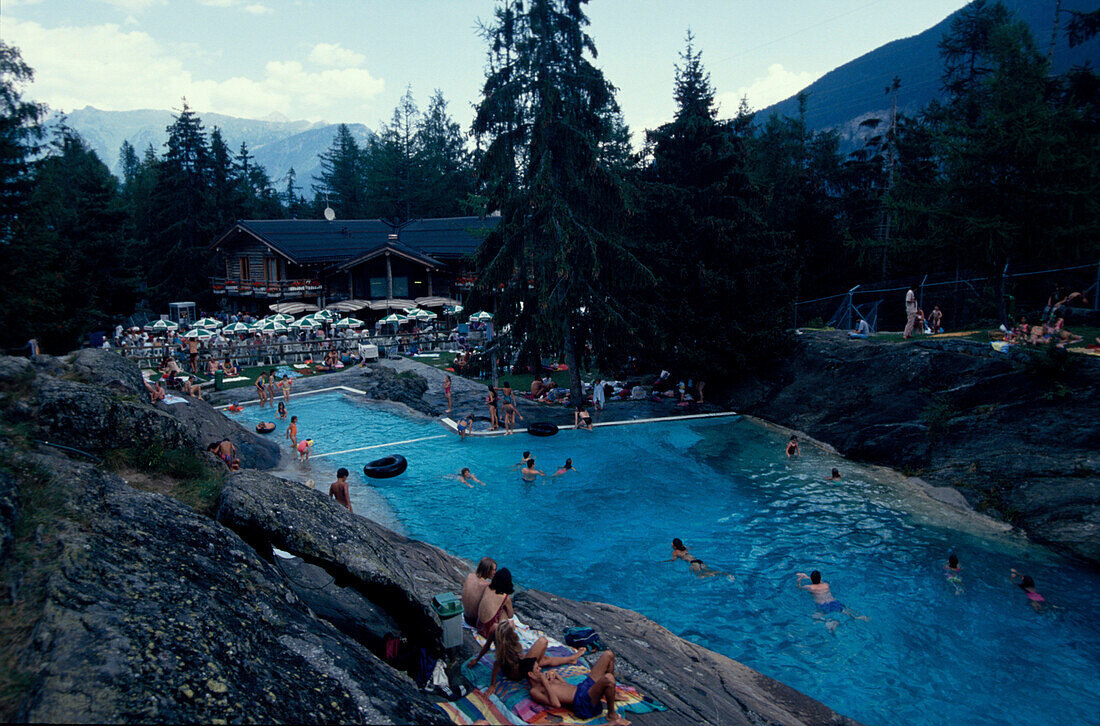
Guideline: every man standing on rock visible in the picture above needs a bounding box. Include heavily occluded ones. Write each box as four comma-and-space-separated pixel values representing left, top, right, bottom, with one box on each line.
903, 286, 918, 340
329, 468, 352, 512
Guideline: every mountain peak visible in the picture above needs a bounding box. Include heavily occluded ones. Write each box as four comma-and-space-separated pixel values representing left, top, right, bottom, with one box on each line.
262, 110, 291, 123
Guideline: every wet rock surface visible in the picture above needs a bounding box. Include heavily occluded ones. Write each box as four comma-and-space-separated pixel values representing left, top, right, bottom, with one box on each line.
10, 453, 444, 725
726, 331, 1100, 565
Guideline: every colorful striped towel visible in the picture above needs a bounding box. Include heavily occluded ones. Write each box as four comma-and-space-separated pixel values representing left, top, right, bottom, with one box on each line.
437, 690, 527, 725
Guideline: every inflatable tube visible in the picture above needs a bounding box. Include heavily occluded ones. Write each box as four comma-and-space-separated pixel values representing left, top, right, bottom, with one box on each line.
527, 422, 559, 437
256, 422, 276, 434
227, 404, 243, 413
364, 454, 408, 479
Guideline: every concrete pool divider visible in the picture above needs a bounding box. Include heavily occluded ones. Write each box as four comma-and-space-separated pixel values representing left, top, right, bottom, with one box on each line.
213, 384, 368, 410
439, 410, 741, 436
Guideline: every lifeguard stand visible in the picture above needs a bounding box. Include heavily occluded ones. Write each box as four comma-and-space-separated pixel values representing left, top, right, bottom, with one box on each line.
169, 302, 196, 326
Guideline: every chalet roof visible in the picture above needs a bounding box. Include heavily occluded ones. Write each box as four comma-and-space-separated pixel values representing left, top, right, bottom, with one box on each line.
210, 216, 498, 265
336, 241, 442, 272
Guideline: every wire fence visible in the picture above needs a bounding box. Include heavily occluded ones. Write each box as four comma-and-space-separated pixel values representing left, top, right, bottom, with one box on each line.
795, 260, 1100, 331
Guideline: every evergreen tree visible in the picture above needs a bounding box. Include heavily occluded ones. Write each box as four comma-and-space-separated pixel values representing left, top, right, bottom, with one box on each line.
473, 0, 651, 400
282, 167, 309, 218
365, 88, 420, 221
313, 123, 367, 218
209, 127, 243, 230
0, 41, 44, 248
414, 90, 474, 218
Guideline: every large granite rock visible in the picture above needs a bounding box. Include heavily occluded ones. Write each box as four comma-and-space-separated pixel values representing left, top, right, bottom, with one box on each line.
0, 352, 279, 470
727, 332, 1100, 565
10, 453, 444, 725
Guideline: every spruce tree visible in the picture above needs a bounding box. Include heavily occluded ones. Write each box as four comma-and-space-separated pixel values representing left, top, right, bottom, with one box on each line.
313, 123, 367, 218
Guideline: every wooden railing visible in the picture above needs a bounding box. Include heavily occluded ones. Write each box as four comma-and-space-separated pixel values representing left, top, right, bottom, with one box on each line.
116, 330, 485, 369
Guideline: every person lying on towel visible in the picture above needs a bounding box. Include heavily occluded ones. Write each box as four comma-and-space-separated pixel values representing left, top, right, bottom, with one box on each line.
522, 651, 630, 726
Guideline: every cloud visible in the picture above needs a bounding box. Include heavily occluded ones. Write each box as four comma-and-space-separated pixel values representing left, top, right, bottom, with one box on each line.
4, 18, 385, 122
718, 63, 821, 115
97, 0, 165, 10
243, 3, 271, 14
4, 0, 46, 7
308, 43, 365, 69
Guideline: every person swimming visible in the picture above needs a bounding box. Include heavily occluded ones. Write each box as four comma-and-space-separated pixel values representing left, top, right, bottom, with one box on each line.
796, 570, 869, 633
521, 458, 545, 483
944, 552, 963, 594
552, 458, 577, 476
458, 467, 485, 487
665, 538, 734, 581
1011, 569, 1046, 612
826, 468, 841, 481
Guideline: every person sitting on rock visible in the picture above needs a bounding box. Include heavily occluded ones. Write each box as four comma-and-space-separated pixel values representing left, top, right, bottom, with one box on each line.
461, 557, 496, 627
522, 650, 630, 725
222, 358, 238, 377
467, 568, 515, 668
146, 379, 166, 404
491, 619, 583, 686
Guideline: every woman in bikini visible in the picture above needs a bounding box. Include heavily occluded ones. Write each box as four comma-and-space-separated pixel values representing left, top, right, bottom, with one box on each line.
490, 619, 584, 687
468, 568, 515, 667
1011, 569, 1046, 612
665, 538, 734, 580
443, 375, 453, 414
254, 371, 268, 407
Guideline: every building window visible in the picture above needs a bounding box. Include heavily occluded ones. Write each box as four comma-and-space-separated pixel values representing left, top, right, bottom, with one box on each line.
369, 277, 387, 298
369, 276, 409, 298
238, 257, 250, 280
265, 258, 278, 281
392, 276, 409, 297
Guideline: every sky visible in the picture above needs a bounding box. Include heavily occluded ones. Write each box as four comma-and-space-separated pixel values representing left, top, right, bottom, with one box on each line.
3, 0, 972, 136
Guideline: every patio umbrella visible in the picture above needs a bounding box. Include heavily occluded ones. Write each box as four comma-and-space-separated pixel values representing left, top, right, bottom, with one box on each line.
269, 302, 319, 315
193, 316, 222, 329
413, 308, 437, 320
368, 298, 417, 311
334, 316, 365, 329
314, 309, 338, 322
254, 319, 287, 333
223, 322, 252, 334
468, 311, 494, 322
289, 316, 321, 330
414, 296, 461, 308
443, 304, 464, 316
144, 319, 179, 332
326, 299, 370, 313
271, 313, 295, 324
379, 313, 406, 325
183, 327, 216, 339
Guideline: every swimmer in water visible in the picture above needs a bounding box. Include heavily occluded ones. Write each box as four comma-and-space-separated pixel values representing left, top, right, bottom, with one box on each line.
665, 538, 734, 581
1010, 569, 1046, 612
512, 451, 532, 470
551, 458, 577, 476
944, 552, 963, 595
786, 435, 800, 458
458, 467, 485, 487
796, 570, 869, 633
277, 401, 288, 420
520, 458, 545, 483
826, 468, 841, 481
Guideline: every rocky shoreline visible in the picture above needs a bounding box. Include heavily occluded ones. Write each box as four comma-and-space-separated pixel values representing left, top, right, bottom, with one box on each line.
725, 331, 1100, 567
0, 350, 854, 725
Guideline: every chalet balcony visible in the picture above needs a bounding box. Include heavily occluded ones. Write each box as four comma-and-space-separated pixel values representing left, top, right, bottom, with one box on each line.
210, 277, 324, 298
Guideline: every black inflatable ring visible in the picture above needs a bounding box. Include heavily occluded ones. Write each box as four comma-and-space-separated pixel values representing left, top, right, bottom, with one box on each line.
527, 422, 559, 437
256, 422, 276, 434
364, 454, 408, 479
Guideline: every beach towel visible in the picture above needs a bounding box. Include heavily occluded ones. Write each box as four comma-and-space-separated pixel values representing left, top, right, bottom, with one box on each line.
220, 376, 250, 383
442, 616, 665, 725
162, 394, 189, 405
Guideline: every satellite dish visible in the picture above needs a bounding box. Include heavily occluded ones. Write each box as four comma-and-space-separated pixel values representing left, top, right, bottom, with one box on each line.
323, 207, 336, 221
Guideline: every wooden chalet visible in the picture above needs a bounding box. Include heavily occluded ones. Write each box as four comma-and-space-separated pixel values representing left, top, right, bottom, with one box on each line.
208, 216, 497, 309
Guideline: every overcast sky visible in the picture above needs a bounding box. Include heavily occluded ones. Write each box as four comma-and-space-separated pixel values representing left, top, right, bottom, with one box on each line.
5, 0, 970, 134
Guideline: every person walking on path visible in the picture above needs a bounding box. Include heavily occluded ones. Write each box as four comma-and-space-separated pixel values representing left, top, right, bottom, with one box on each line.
903, 286, 919, 340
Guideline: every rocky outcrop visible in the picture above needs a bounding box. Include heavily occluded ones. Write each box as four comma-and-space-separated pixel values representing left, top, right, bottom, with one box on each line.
0, 351, 279, 470
11, 453, 444, 725
354, 366, 433, 416
726, 332, 1100, 565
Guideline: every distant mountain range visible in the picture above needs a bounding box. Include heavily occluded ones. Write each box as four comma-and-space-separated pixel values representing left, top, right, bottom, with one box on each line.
50, 106, 373, 189
759, 0, 1100, 148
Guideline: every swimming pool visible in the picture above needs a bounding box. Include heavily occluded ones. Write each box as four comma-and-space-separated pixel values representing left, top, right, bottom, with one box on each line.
237, 391, 1100, 726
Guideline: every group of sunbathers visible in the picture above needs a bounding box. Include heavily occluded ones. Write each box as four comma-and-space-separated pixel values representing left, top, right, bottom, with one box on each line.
460, 558, 631, 725
1003, 313, 1084, 347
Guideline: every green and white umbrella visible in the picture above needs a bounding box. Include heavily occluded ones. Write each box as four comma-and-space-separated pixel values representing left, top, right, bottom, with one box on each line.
413, 308, 437, 320
379, 313, 407, 325
314, 309, 338, 322
223, 322, 252, 334
183, 327, 216, 339
144, 319, 179, 332
334, 316, 364, 329
468, 311, 493, 322
443, 304, 464, 315
289, 315, 321, 330
271, 313, 295, 324
255, 319, 287, 333
193, 316, 222, 329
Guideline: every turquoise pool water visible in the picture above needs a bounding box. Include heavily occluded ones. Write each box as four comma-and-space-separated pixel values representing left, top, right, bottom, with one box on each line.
238, 392, 1100, 726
